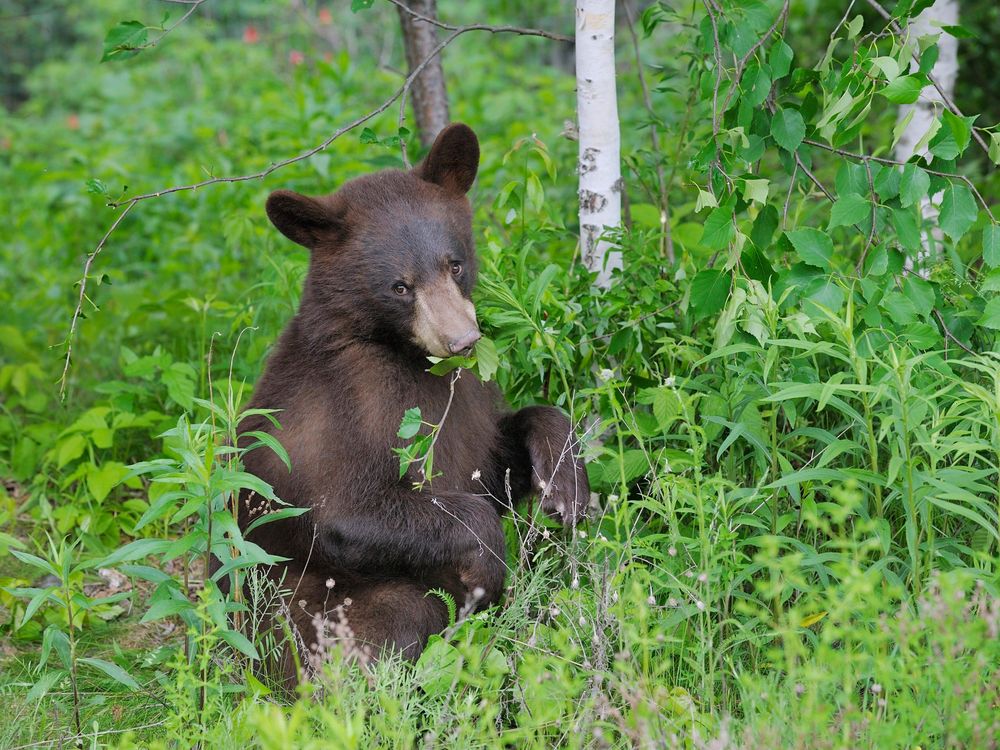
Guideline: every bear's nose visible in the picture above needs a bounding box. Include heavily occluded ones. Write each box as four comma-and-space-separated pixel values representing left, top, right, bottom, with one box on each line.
448, 328, 481, 355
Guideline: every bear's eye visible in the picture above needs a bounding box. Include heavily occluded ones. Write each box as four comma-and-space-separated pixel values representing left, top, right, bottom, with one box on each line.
393, 282, 409, 295
450, 261, 463, 277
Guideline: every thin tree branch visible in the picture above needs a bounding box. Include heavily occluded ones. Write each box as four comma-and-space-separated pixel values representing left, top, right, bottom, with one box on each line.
59, 202, 136, 398
804, 138, 997, 223
136, 0, 208, 51
863, 0, 991, 156
384, 0, 572, 42
933, 308, 976, 355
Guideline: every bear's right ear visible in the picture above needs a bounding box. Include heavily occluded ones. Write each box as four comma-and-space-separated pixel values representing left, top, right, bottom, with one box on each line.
265, 190, 344, 249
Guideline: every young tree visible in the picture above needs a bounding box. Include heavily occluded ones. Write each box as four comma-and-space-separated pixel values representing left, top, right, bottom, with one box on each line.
894, 0, 960, 271
576, 0, 623, 287
396, 0, 451, 148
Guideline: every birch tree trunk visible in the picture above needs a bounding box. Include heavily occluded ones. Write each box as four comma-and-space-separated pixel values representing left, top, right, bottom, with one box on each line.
396, 0, 450, 148
576, 0, 623, 287
894, 0, 959, 273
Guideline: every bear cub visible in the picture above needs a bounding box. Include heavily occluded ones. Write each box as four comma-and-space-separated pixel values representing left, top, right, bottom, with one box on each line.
238, 123, 589, 684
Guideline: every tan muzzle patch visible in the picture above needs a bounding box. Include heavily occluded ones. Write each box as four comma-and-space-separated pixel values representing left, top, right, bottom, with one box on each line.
412, 276, 480, 358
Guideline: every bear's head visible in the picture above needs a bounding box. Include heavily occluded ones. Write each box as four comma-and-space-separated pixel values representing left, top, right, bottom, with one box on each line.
265, 123, 482, 360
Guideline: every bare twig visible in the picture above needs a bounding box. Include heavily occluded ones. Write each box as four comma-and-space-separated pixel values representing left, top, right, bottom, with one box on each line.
933, 308, 976, 355
385, 0, 572, 42
857, 156, 878, 271
60, 12, 565, 397
59, 202, 136, 397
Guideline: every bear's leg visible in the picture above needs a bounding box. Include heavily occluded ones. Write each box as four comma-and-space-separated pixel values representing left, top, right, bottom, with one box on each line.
336, 579, 451, 660
278, 570, 449, 683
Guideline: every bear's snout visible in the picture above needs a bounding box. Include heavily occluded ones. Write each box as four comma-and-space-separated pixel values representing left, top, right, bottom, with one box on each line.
411, 275, 479, 358
448, 328, 481, 355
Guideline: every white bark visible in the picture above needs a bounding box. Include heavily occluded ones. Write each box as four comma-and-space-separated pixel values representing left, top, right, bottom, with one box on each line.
894, 0, 959, 272
576, 0, 622, 288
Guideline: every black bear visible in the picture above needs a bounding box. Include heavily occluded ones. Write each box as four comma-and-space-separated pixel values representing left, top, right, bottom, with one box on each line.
237, 123, 589, 684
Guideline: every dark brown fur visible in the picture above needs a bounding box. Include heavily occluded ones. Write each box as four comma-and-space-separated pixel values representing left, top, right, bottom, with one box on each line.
233, 124, 589, 686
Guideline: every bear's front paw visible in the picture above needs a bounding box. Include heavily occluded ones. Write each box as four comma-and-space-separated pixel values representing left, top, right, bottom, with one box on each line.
534, 449, 590, 527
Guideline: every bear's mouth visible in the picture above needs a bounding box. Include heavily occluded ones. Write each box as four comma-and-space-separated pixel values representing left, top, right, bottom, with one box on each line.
411, 276, 480, 359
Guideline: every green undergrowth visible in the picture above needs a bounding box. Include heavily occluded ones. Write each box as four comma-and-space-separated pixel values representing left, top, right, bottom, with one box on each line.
2, 0, 1000, 748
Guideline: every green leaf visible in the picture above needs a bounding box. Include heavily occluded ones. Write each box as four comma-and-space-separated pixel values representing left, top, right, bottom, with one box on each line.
845, 14, 863, 38
695, 189, 718, 211
828, 193, 870, 230
742, 179, 769, 205
989, 133, 1000, 166
56, 434, 88, 468
901, 275, 934, 315
786, 228, 834, 270
880, 75, 925, 104
689, 270, 732, 319
981, 268, 1000, 293
219, 628, 260, 660
890, 207, 921, 252
87, 461, 128, 503
899, 165, 930, 208
397, 407, 423, 439
939, 183, 977, 242
883, 292, 919, 326
93, 538, 172, 568
769, 40, 793, 79
977, 297, 1000, 330
750, 205, 779, 250
941, 24, 976, 39
741, 243, 774, 284
162, 362, 195, 410
9, 550, 59, 578
18, 588, 56, 629
870, 56, 900, 83
78, 657, 140, 690
351, 0, 374, 10
472, 337, 498, 382
240, 431, 291, 472
983, 226, 1000, 269
771, 109, 805, 153
941, 110, 973, 154
101, 21, 148, 63
427, 355, 473, 377
140, 598, 191, 623
701, 203, 734, 250
26, 671, 64, 703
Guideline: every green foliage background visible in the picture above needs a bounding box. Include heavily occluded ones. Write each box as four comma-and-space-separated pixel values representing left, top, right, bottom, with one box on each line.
1, 0, 999, 747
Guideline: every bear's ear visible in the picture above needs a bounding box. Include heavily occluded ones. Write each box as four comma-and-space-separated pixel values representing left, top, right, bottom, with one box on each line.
265, 190, 345, 249
416, 123, 480, 195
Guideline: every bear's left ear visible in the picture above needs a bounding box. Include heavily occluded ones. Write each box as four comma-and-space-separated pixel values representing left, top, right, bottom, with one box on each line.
415, 123, 480, 195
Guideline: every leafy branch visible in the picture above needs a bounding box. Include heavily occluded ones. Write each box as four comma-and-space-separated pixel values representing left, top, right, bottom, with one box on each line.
100, 0, 209, 62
